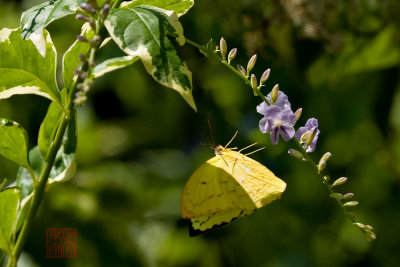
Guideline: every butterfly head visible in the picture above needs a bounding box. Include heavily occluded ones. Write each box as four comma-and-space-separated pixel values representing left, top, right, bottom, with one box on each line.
214, 145, 225, 156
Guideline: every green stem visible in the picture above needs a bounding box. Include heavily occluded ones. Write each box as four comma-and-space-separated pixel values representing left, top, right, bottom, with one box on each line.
112, 0, 124, 8
291, 138, 357, 224
7, 8, 107, 267
185, 38, 271, 105
9, 111, 72, 264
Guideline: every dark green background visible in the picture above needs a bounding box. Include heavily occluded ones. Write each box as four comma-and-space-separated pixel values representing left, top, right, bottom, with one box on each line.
1, 0, 399, 266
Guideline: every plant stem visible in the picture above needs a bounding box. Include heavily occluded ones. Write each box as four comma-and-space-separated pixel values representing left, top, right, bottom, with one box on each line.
186, 37, 371, 239
291, 138, 357, 224
185, 38, 271, 105
6, 5, 110, 265
112, 0, 125, 8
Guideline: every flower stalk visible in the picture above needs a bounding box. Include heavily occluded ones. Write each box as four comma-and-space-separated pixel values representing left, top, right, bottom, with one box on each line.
184, 37, 376, 241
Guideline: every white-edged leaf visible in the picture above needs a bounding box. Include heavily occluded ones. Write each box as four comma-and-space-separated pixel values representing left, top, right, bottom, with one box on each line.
121, 0, 194, 17
93, 55, 139, 78
105, 7, 196, 110
0, 28, 61, 106
20, 0, 86, 46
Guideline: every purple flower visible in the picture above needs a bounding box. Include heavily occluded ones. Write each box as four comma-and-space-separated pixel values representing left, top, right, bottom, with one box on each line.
295, 118, 320, 152
259, 105, 297, 145
257, 91, 292, 115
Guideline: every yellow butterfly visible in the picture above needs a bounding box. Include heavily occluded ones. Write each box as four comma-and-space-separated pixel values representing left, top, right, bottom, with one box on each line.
180, 132, 287, 235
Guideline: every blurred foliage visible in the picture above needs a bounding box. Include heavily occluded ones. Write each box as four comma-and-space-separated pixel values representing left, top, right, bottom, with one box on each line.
1, 0, 400, 266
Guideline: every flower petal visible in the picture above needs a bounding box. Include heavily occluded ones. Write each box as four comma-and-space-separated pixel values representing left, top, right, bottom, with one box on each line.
256, 102, 269, 115
280, 109, 297, 126
305, 118, 318, 128
280, 125, 295, 141
259, 117, 269, 133
270, 127, 280, 144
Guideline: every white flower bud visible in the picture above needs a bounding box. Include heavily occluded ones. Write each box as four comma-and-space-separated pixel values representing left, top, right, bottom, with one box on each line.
366, 231, 376, 241
251, 74, 257, 89
305, 127, 318, 148
323, 175, 330, 182
246, 54, 257, 75
354, 222, 365, 229
332, 177, 347, 187
220, 37, 227, 61
364, 225, 374, 231
228, 48, 237, 63
271, 84, 279, 104
237, 65, 246, 76
343, 201, 359, 207
295, 108, 302, 121
343, 193, 354, 199
320, 152, 332, 163
288, 149, 304, 160
318, 161, 326, 173
330, 193, 343, 200
260, 69, 271, 84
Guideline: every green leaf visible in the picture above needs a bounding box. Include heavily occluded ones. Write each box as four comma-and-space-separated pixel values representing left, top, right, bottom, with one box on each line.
0, 179, 6, 191
16, 147, 42, 200
62, 23, 94, 91
105, 6, 196, 111
15, 194, 32, 234
17, 112, 77, 199
121, 0, 194, 17
38, 101, 62, 161
38, 89, 69, 160
0, 28, 61, 106
50, 109, 77, 183
0, 118, 29, 168
0, 188, 19, 252
93, 55, 139, 78
20, 0, 86, 41
307, 26, 400, 87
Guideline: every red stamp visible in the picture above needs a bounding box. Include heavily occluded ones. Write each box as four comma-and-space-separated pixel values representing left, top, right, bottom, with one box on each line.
46, 228, 77, 258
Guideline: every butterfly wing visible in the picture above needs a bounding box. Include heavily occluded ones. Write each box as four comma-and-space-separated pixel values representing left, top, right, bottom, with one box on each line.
180, 154, 256, 219
181, 149, 286, 233
223, 150, 287, 208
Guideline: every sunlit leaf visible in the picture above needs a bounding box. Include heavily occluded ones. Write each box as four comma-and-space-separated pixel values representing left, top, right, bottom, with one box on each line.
0, 118, 29, 168
0, 28, 61, 106
105, 6, 196, 111
20, 0, 86, 41
0, 179, 6, 191
121, 0, 194, 17
93, 55, 139, 78
0, 188, 19, 252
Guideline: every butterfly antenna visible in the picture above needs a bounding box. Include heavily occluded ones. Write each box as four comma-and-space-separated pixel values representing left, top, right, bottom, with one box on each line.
238, 143, 258, 153
208, 120, 217, 148
245, 147, 266, 156
224, 130, 238, 149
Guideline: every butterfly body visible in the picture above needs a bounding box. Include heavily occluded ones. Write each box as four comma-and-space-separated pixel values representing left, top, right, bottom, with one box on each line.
181, 145, 286, 234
